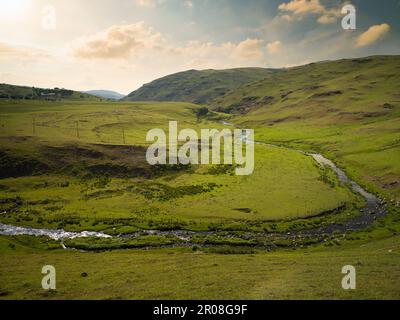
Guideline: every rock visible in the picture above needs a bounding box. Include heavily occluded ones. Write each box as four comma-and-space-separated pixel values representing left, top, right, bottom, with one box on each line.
382, 103, 395, 109
81, 272, 88, 277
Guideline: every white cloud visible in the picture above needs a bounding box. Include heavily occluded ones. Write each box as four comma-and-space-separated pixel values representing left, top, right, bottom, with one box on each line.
278, 0, 341, 24
168, 38, 266, 68
0, 42, 50, 60
278, 0, 324, 15
72, 23, 268, 67
267, 41, 282, 54
72, 23, 162, 59
236, 38, 264, 59
317, 14, 337, 24
356, 24, 391, 48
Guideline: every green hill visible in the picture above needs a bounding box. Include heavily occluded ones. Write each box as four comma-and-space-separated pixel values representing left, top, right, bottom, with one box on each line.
213, 55, 400, 203
0, 83, 100, 101
124, 68, 277, 104
210, 55, 400, 115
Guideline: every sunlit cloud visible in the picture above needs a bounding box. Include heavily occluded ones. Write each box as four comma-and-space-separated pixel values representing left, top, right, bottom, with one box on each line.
0, 42, 49, 60
278, 0, 325, 15
267, 41, 282, 54
72, 23, 267, 65
278, 0, 342, 24
356, 24, 391, 48
236, 39, 264, 59
72, 23, 162, 59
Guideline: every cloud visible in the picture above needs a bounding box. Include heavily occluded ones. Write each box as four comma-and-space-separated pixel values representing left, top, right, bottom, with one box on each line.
317, 13, 338, 24
167, 38, 266, 69
278, 0, 324, 15
72, 22, 269, 67
356, 24, 391, 48
72, 23, 162, 59
236, 38, 264, 59
267, 41, 282, 54
135, 0, 156, 8
0, 42, 50, 60
278, 0, 341, 24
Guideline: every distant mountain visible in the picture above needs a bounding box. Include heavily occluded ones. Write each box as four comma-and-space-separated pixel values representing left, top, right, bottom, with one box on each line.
0, 83, 100, 101
123, 68, 278, 104
85, 90, 125, 100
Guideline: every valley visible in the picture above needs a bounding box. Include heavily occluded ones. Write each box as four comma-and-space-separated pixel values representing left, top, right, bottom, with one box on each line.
0, 56, 399, 300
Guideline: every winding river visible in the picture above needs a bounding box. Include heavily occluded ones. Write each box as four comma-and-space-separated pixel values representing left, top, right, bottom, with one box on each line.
0, 124, 387, 244
241, 128, 387, 234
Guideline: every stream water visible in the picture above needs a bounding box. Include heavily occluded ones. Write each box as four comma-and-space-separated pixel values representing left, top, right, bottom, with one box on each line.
0, 222, 111, 240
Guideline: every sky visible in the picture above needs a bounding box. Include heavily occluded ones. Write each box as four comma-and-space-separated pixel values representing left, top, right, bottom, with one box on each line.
0, 0, 399, 95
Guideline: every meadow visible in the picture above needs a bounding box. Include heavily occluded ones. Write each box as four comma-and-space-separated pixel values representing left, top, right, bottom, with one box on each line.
0, 56, 399, 300
1, 231, 400, 300
0, 100, 355, 233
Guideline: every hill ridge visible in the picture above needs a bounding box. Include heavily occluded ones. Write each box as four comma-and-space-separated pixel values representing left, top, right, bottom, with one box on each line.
124, 67, 278, 104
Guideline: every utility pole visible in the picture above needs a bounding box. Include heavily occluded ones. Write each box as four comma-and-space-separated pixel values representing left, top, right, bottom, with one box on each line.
122, 126, 126, 144
76, 120, 80, 139
32, 117, 36, 135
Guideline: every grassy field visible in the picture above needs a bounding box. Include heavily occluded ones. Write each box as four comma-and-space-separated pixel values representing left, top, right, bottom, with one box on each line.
0, 100, 219, 145
1, 231, 400, 300
1, 56, 399, 300
0, 100, 355, 233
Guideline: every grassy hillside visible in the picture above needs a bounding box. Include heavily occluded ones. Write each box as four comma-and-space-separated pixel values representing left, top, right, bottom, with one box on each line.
211, 55, 400, 203
124, 68, 277, 104
0, 100, 220, 145
0, 84, 100, 101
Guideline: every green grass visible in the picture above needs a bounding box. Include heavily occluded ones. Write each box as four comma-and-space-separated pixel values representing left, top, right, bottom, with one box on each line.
0, 147, 354, 232
0, 100, 220, 145
215, 56, 400, 203
1, 55, 399, 300
1, 233, 399, 300
0, 100, 355, 232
